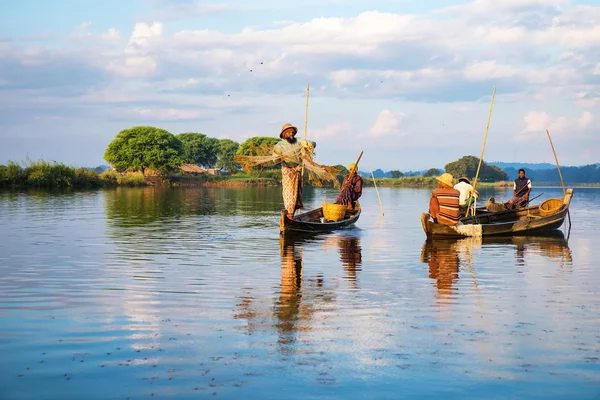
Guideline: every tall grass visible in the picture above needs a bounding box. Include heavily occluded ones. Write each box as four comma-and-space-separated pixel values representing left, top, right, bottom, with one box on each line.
0, 160, 105, 188
0, 160, 149, 189
100, 170, 148, 187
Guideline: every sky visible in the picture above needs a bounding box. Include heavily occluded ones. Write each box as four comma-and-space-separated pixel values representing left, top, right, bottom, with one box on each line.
1, 0, 599, 170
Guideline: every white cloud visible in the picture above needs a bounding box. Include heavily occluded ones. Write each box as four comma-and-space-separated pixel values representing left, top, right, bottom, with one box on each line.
330, 70, 358, 87
519, 110, 595, 141
134, 107, 201, 120
521, 111, 563, 136
464, 61, 518, 81
369, 110, 407, 137
107, 22, 163, 77
101, 28, 121, 42
311, 122, 352, 141
578, 111, 594, 129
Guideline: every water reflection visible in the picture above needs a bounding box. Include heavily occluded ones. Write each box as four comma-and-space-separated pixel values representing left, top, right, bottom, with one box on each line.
421, 232, 573, 304
103, 186, 285, 227
235, 234, 363, 355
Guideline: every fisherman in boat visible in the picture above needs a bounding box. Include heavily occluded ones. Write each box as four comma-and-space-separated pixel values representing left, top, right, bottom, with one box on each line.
454, 176, 479, 216
507, 168, 532, 210
334, 163, 363, 210
274, 123, 316, 219
429, 173, 461, 226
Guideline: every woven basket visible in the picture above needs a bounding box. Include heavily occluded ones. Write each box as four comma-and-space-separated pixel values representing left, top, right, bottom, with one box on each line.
539, 198, 563, 216
323, 203, 347, 222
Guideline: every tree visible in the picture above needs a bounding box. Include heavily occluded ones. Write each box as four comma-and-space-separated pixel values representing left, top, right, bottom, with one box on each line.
332, 165, 349, 175
104, 126, 184, 175
177, 133, 220, 168
236, 136, 281, 171
217, 139, 240, 173
390, 170, 404, 178
423, 168, 441, 177
444, 156, 508, 182
236, 136, 280, 156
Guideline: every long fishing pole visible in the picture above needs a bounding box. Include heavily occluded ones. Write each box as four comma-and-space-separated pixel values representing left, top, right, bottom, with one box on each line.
466, 86, 496, 217
370, 166, 384, 216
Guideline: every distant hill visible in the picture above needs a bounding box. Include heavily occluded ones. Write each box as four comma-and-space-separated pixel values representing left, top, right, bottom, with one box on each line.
489, 162, 557, 171
359, 169, 390, 178
500, 164, 600, 183
87, 165, 110, 173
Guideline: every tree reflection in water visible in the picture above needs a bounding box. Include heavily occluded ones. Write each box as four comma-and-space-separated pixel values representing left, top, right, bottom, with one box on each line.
234, 233, 363, 355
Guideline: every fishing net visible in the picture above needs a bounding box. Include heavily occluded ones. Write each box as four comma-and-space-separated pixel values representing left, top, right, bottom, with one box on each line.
234, 140, 341, 189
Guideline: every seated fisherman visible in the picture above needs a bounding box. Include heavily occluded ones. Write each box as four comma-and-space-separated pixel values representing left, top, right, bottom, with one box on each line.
507, 168, 531, 210
454, 176, 479, 216
335, 163, 363, 209
429, 173, 461, 226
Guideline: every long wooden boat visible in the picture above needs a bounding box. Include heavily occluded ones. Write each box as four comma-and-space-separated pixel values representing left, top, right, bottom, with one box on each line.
421, 189, 573, 239
280, 203, 361, 235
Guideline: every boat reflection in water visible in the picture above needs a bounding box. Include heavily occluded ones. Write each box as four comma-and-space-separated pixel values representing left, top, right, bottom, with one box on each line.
234, 233, 363, 355
421, 230, 573, 308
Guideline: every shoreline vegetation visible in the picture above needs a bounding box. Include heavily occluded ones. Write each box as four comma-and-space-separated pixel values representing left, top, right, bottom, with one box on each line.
5, 126, 598, 190
2, 160, 599, 190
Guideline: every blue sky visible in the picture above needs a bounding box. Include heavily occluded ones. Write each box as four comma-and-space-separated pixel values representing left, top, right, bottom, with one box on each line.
1, 0, 599, 170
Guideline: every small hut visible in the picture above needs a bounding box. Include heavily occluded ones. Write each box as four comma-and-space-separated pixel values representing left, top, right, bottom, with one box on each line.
206, 168, 221, 176
179, 164, 206, 176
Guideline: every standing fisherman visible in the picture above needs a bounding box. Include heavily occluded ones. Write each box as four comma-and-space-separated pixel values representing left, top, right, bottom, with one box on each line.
274, 123, 316, 219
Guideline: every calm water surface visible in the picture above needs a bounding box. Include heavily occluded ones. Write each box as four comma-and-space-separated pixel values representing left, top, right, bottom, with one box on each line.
0, 186, 599, 399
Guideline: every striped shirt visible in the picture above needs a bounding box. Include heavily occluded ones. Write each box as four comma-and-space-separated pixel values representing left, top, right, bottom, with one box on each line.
429, 188, 461, 226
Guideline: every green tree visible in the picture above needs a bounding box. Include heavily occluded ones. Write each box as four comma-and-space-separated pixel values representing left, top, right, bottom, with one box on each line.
332, 164, 349, 175
236, 136, 280, 156
177, 133, 220, 168
104, 126, 184, 175
217, 139, 240, 173
236, 136, 280, 171
390, 170, 404, 178
423, 168, 442, 177
444, 156, 508, 182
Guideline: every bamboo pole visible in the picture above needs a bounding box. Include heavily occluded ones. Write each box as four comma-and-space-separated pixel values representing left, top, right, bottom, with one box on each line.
466, 86, 496, 217
545, 129, 565, 196
300, 82, 310, 196
370, 166, 384, 216
304, 82, 310, 140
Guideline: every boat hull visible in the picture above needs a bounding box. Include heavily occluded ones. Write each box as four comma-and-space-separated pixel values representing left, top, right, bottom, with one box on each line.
422, 189, 573, 239
280, 204, 361, 235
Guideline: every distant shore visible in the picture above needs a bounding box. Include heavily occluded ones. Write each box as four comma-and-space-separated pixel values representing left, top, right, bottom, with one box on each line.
3, 161, 599, 190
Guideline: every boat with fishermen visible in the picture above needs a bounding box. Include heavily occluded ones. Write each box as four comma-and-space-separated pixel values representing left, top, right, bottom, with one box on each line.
421, 86, 574, 239
280, 202, 361, 235
280, 152, 365, 235
421, 188, 573, 239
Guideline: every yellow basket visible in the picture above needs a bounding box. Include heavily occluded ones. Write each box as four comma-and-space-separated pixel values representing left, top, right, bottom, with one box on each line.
539, 198, 563, 216
322, 203, 347, 222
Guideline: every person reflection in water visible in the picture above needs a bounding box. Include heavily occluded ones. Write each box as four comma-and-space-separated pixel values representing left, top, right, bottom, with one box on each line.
276, 236, 304, 350
421, 240, 460, 308
338, 235, 362, 283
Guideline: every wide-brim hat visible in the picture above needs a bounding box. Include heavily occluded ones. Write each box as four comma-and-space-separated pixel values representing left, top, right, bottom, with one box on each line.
458, 176, 471, 184
436, 172, 454, 188
280, 123, 298, 138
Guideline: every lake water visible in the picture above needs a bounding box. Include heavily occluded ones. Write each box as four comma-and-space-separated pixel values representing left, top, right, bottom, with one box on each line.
0, 185, 599, 399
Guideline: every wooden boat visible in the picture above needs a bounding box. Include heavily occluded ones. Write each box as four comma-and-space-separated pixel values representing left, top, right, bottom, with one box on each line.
421, 189, 573, 239
280, 203, 361, 235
